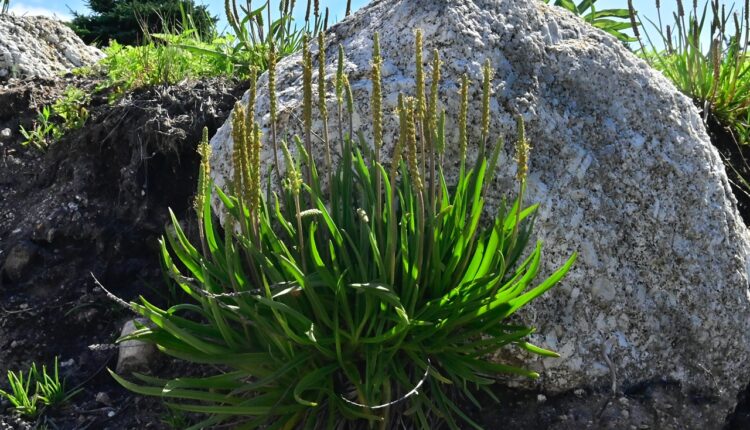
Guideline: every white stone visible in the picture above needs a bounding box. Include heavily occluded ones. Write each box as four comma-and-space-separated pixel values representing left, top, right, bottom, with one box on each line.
0, 15, 103, 80
209, 0, 750, 421
115, 319, 159, 374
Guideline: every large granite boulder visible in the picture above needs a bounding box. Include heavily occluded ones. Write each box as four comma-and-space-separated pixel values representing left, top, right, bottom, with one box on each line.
0, 14, 103, 80
209, 0, 750, 425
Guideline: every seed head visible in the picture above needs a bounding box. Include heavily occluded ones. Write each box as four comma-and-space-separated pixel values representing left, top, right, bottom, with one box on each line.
414, 29, 426, 121
459, 74, 469, 163
344, 74, 354, 116
318, 31, 328, 121
428, 49, 440, 139
392, 93, 406, 178
436, 109, 446, 155
194, 127, 211, 218
372, 32, 383, 155
269, 41, 277, 126
515, 115, 531, 182
246, 67, 257, 142
628, 0, 640, 38
336, 44, 345, 104
225, 0, 238, 32
231, 102, 248, 198
250, 124, 262, 212
281, 141, 303, 195
404, 97, 423, 192
481, 59, 493, 142
303, 34, 313, 139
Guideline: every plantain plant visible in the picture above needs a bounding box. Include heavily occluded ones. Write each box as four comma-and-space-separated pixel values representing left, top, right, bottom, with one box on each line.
111, 29, 577, 429
543, 0, 637, 42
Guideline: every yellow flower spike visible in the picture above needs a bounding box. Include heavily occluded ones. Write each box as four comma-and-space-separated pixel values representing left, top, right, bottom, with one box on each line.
482, 58, 493, 146
231, 102, 247, 197
335, 43, 346, 147
247, 66, 257, 132
414, 29, 426, 122
318, 31, 328, 121
515, 115, 531, 182
336, 44, 345, 105
244, 68, 257, 198
344, 74, 353, 116
459, 74, 469, 168
343, 74, 354, 138
405, 97, 423, 192
318, 31, 333, 195
251, 124, 263, 213
302, 33, 314, 184
428, 49, 440, 139
268, 39, 280, 172
372, 32, 383, 159
303, 33, 313, 142
372, 32, 384, 227
392, 94, 406, 179
194, 127, 211, 220
281, 141, 303, 196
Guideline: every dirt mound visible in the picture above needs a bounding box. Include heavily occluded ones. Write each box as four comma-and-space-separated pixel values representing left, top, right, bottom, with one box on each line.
0, 76, 247, 428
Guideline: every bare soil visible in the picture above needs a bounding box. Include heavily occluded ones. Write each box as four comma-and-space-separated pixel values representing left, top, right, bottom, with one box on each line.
0, 75, 247, 429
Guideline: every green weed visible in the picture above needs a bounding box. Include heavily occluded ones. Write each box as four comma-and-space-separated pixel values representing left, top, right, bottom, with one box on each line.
53, 87, 90, 131
19, 87, 90, 151
0, 357, 79, 419
0, 368, 38, 419
19, 106, 58, 151
35, 357, 82, 408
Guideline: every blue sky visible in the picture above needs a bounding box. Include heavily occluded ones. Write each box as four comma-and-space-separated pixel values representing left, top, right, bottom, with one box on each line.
7, 0, 370, 27
7, 0, 741, 47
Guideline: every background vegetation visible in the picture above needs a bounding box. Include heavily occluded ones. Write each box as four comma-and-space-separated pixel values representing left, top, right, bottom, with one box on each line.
70, 0, 217, 46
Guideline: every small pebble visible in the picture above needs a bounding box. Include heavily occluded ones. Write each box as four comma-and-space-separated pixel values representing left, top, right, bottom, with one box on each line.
537, 394, 547, 403
95, 392, 112, 406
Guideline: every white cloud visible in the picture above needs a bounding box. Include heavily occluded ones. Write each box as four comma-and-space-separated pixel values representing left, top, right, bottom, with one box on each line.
9, 4, 73, 21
